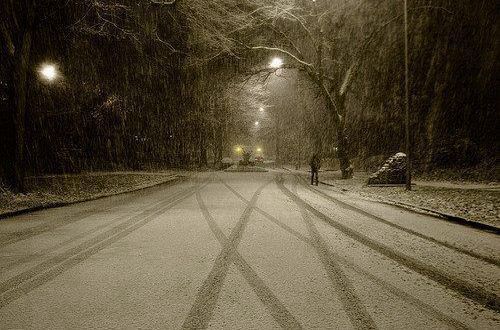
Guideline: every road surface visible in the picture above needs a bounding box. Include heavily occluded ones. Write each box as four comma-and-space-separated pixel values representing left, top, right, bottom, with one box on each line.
0, 171, 499, 329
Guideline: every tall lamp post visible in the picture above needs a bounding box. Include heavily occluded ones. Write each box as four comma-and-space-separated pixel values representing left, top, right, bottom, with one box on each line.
404, 0, 412, 191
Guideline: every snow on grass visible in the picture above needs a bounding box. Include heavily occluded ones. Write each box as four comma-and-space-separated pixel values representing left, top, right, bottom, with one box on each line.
0, 171, 178, 216
303, 169, 499, 227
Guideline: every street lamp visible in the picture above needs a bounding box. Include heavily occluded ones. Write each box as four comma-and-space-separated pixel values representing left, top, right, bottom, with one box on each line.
256, 147, 262, 153
269, 57, 283, 69
259, 107, 264, 112
38, 63, 59, 82
254, 121, 259, 126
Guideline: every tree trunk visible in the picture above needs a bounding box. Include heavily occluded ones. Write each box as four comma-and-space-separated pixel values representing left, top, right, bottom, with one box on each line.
336, 97, 353, 179
214, 127, 223, 168
311, 11, 354, 180
198, 127, 207, 167
7, 28, 32, 192
321, 85, 353, 179
336, 126, 353, 179
213, 112, 226, 168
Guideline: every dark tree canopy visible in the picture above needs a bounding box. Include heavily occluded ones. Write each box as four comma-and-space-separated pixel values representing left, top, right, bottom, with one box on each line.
1, 0, 498, 190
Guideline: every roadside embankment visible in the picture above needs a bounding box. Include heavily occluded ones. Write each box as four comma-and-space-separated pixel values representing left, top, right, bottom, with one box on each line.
284, 166, 499, 229
0, 171, 181, 219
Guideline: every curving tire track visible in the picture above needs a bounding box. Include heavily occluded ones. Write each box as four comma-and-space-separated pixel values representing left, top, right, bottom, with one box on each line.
0, 180, 192, 272
195, 189, 302, 329
276, 175, 500, 313
292, 182, 377, 329
0, 177, 208, 310
222, 177, 469, 328
1, 212, 128, 272
295, 174, 499, 267
182, 180, 270, 329
0, 176, 186, 249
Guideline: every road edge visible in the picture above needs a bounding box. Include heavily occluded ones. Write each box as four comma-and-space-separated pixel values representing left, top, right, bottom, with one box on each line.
282, 167, 499, 235
0, 174, 183, 220
319, 180, 500, 235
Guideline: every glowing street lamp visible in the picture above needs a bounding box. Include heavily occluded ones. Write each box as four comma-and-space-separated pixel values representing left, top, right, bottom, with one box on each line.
269, 57, 283, 69
38, 63, 59, 82
259, 107, 264, 112
254, 121, 259, 126
256, 147, 262, 153
235, 146, 243, 154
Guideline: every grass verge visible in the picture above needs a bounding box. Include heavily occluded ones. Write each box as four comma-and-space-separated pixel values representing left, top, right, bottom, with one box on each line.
0, 171, 179, 218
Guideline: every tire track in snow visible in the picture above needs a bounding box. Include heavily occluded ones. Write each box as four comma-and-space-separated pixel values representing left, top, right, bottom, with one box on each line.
292, 182, 377, 329
276, 176, 500, 313
0, 176, 185, 249
296, 175, 499, 267
182, 180, 270, 329
1, 212, 126, 272
0, 177, 207, 309
223, 177, 469, 328
195, 190, 302, 329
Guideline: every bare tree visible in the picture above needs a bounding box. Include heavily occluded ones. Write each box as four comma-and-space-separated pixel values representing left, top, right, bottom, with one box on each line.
244, 0, 389, 178
1, 0, 36, 191
243, 1, 338, 176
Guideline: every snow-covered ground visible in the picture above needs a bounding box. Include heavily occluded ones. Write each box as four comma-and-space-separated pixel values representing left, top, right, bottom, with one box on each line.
285, 167, 499, 227
0, 171, 180, 216
0, 171, 498, 328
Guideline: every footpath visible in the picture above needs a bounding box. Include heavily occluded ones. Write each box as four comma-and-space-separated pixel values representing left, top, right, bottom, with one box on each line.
0, 171, 182, 219
284, 167, 499, 231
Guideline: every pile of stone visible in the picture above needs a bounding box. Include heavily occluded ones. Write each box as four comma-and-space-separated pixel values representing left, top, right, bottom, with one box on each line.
368, 152, 407, 185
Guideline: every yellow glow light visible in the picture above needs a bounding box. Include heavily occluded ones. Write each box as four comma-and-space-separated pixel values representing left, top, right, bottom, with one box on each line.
39, 64, 58, 81
269, 57, 283, 69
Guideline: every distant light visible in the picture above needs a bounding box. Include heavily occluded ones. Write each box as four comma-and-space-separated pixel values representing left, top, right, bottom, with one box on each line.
39, 64, 58, 81
254, 121, 259, 126
269, 57, 283, 69
235, 146, 243, 153
259, 107, 264, 112
257, 147, 262, 152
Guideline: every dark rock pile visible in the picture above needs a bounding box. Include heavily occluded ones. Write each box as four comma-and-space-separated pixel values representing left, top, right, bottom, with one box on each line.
368, 152, 407, 185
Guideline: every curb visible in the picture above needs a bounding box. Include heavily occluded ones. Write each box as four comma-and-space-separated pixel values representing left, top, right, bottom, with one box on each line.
319, 180, 336, 187
0, 175, 183, 220
318, 180, 500, 235
264, 167, 497, 234
372, 198, 500, 235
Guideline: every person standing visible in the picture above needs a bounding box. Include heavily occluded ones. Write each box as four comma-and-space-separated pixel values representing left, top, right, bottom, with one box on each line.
309, 153, 321, 185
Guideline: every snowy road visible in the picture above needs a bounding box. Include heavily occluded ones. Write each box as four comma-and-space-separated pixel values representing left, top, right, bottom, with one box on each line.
0, 171, 499, 329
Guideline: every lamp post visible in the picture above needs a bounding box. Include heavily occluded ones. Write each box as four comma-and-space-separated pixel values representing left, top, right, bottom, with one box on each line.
404, 0, 411, 191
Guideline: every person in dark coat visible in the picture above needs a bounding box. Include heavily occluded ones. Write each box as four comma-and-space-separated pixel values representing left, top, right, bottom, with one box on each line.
309, 153, 321, 185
